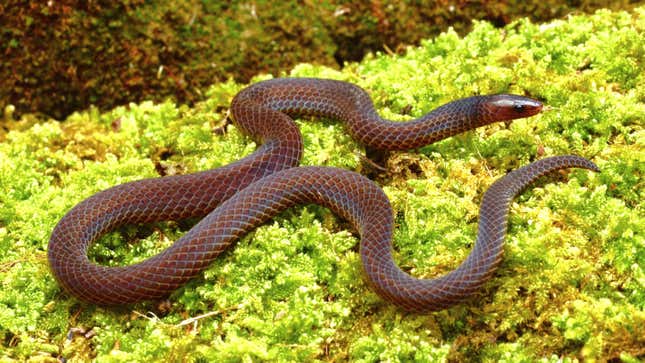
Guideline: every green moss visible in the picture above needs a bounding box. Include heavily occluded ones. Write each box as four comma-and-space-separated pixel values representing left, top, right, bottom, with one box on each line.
1, 7, 643, 362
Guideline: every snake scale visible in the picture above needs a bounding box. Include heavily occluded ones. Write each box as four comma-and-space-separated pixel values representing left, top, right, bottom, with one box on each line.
48, 78, 598, 311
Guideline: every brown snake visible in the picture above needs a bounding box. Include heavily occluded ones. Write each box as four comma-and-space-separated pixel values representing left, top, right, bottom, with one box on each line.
48, 78, 598, 311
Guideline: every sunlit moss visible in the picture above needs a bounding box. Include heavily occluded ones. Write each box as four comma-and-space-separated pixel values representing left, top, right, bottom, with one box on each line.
0, 7, 643, 362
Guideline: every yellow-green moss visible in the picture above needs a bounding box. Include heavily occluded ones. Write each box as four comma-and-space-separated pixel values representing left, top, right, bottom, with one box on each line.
1, 7, 643, 362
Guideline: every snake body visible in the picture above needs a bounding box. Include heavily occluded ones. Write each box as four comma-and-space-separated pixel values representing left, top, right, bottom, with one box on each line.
48, 78, 598, 311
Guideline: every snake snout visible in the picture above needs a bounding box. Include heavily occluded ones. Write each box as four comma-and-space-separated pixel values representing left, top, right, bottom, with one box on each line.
486, 95, 543, 121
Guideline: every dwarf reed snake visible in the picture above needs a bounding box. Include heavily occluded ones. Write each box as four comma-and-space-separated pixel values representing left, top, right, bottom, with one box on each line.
48, 78, 598, 311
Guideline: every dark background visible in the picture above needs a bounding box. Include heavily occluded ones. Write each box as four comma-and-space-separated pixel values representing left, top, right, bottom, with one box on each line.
1, 0, 641, 120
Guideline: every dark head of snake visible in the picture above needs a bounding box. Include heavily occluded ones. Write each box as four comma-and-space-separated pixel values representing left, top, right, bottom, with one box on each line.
48, 78, 597, 311
479, 94, 543, 121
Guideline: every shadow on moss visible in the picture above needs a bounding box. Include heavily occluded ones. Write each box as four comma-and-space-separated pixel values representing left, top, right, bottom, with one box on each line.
0, 0, 641, 120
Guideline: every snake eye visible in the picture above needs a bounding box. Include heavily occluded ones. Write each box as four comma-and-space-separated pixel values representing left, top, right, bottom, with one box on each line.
513, 104, 526, 112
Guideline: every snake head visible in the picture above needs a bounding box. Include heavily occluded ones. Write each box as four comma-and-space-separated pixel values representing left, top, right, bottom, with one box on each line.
484, 95, 543, 121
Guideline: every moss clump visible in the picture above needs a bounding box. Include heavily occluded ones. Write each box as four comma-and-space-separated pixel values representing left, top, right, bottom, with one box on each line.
1, 7, 643, 362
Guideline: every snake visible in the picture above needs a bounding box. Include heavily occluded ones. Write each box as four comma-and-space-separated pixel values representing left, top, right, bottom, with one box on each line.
48, 78, 599, 311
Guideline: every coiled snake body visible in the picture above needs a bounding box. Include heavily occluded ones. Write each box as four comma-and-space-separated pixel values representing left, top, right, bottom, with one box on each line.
48, 78, 598, 311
